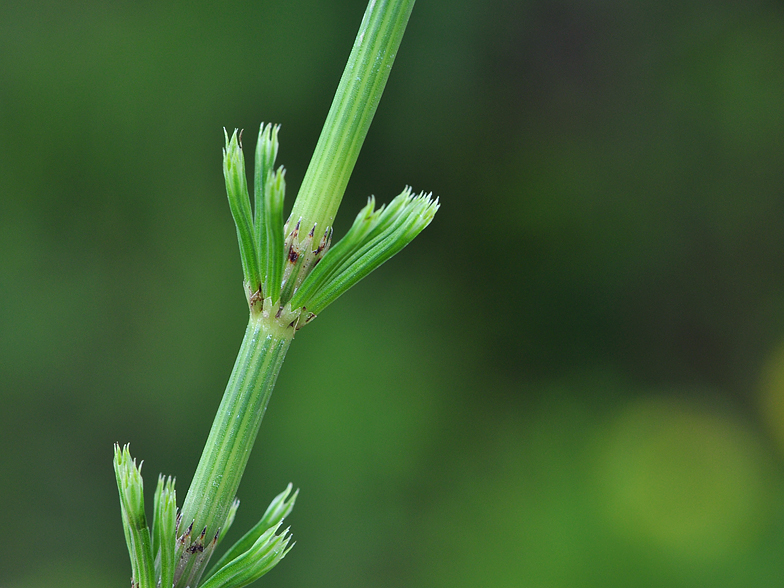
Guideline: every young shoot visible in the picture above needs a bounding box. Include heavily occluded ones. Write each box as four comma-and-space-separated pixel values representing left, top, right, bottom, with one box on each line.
113, 1, 434, 586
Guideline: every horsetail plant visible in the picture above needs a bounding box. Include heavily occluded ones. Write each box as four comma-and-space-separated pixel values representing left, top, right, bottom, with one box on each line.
114, 1, 438, 587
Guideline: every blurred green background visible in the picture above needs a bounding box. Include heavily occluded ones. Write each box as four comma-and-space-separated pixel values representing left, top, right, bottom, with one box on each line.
3, 0, 784, 586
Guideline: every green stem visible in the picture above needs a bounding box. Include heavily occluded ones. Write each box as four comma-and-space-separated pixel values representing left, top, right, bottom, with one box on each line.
288, 0, 416, 239
170, 3, 418, 586
175, 316, 293, 588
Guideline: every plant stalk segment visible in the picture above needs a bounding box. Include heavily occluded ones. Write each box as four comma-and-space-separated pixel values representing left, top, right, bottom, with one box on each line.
288, 0, 416, 240
173, 315, 294, 588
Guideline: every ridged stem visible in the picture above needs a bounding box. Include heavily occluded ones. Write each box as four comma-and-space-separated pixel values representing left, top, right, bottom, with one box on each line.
288, 0, 416, 239
174, 316, 293, 588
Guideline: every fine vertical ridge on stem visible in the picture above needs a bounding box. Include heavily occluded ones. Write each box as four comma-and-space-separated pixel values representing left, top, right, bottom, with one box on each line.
288, 0, 416, 239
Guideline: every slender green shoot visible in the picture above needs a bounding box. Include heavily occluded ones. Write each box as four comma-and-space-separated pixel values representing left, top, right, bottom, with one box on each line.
114, 2, 436, 587
198, 523, 294, 588
203, 484, 298, 583
291, 188, 439, 318
114, 445, 156, 588
152, 475, 177, 588
223, 130, 261, 294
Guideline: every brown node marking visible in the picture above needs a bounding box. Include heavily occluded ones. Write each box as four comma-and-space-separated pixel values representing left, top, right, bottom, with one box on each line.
181, 521, 194, 541
316, 229, 331, 254
249, 288, 264, 308
288, 248, 299, 263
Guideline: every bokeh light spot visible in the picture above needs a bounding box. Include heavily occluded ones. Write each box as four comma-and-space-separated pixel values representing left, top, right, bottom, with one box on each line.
596, 395, 771, 562
758, 341, 784, 456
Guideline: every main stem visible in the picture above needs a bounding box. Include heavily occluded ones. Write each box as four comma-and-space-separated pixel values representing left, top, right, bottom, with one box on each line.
175, 316, 292, 585
172, 1, 416, 585
288, 0, 416, 239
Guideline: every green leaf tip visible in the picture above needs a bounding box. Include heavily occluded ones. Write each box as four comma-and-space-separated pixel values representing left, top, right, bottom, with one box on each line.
113, 444, 156, 588
199, 523, 294, 588
290, 187, 439, 317
217, 497, 241, 548
223, 128, 261, 295
152, 474, 177, 588
255, 123, 287, 306
203, 483, 298, 584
